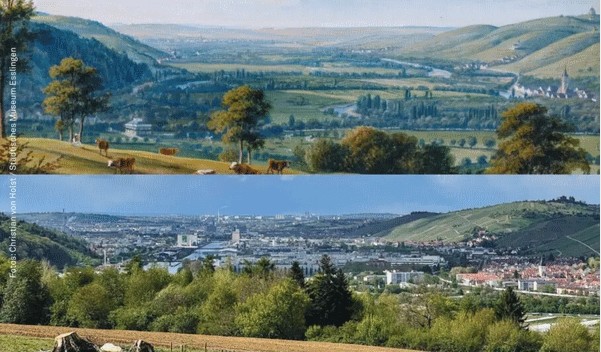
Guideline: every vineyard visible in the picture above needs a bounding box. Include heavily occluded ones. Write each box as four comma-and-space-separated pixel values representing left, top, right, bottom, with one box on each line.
0, 324, 416, 352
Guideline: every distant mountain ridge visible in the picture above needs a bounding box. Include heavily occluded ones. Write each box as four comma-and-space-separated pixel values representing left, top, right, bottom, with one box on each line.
33, 14, 167, 69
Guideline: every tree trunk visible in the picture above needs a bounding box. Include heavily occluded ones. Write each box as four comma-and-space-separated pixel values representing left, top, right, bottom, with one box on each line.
247, 148, 252, 164
78, 115, 85, 142
68, 125, 74, 142
52, 332, 100, 352
58, 131, 63, 141
238, 139, 243, 164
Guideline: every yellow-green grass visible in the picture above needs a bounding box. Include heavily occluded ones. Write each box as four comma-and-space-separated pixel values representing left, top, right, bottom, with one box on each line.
20, 138, 300, 175
0, 335, 54, 352
266, 90, 350, 123
450, 147, 495, 165
498, 32, 599, 76
170, 62, 409, 75
171, 62, 308, 73
528, 43, 600, 78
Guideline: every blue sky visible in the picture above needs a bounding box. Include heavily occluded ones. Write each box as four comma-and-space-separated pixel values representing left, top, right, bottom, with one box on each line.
33, 0, 597, 28
3, 175, 598, 216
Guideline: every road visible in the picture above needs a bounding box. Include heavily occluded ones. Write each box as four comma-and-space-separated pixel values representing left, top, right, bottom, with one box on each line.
566, 235, 600, 256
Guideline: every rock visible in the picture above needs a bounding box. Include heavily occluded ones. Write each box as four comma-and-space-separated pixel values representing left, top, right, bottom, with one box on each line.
100, 343, 122, 352
52, 332, 101, 352
127, 340, 154, 352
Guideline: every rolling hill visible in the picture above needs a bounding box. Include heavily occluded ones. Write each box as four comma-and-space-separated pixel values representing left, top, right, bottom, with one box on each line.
33, 14, 166, 69
0, 214, 97, 268
400, 14, 600, 78
380, 200, 599, 257
19, 138, 300, 175
16, 21, 154, 115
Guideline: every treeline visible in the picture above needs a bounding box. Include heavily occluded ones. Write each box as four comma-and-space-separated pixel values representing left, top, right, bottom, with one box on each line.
355, 93, 502, 130
299, 126, 456, 174
0, 256, 597, 352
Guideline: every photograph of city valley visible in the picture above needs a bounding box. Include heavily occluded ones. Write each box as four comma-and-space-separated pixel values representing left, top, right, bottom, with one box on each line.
0, 175, 599, 351
0, 0, 599, 174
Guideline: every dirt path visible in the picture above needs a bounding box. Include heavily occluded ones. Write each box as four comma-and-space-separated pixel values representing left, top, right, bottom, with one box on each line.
0, 324, 416, 352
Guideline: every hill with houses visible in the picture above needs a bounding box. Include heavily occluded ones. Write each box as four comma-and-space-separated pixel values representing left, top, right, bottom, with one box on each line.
379, 198, 599, 258
400, 12, 600, 79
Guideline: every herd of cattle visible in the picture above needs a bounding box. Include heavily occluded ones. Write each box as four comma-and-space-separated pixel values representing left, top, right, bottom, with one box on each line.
94, 139, 290, 175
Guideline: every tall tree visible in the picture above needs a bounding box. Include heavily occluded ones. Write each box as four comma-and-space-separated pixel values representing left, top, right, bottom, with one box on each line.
0, 0, 34, 138
235, 279, 310, 340
43, 58, 109, 142
488, 102, 589, 174
208, 85, 270, 164
306, 255, 354, 327
0, 260, 51, 324
288, 261, 305, 288
494, 287, 526, 327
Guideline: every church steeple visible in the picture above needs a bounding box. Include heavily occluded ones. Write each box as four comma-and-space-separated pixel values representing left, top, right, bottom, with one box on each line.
557, 66, 570, 97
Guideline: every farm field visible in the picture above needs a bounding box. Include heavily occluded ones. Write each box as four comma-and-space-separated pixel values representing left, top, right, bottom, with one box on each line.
0, 324, 417, 352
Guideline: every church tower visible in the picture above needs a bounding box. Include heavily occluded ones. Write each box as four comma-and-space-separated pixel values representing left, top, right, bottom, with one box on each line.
557, 67, 569, 97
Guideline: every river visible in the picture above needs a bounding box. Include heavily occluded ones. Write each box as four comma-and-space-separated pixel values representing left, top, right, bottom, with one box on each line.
381, 58, 453, 79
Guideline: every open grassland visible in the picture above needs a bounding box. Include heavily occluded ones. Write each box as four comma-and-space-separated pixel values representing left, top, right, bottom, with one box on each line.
0, 324, 417, 352
171, 62, 411, 75
21, 138, 300, 175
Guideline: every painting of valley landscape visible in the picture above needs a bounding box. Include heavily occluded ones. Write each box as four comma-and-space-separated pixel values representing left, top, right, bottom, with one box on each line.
0, 0, 598, 174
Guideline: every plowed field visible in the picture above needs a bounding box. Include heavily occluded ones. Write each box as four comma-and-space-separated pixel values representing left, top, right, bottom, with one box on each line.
0, 324, 416, 352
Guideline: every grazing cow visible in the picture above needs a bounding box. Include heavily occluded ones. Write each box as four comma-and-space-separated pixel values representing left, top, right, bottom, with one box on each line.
95, 138, 109, 156
159, 147, 179, 156
195, 169, 216, 175
229, 162, 260, 175
266, 159, 289, 174
108, 158, 136, 174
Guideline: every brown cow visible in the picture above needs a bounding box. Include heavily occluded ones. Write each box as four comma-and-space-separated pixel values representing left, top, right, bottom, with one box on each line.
108, 158, 136, 174
159, 147, 179, 156
230, 162, 260, 175
95, 138, 109, 156
266, 159, 289, 174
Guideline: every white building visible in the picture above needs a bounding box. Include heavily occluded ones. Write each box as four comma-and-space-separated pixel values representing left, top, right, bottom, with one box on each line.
176, 234, 198, 248
231, 229, 241, 243
385, 270, 424, 285
124, 118, 152, 138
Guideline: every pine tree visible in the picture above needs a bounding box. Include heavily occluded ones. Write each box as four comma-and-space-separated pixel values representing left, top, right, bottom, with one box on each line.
288, 261, 305, 288
306, 255, 354, 327
494, 287, 526, 327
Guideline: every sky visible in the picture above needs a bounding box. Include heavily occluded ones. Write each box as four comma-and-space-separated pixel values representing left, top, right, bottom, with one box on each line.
33, 0, 598, 28
3, 175, 598, 216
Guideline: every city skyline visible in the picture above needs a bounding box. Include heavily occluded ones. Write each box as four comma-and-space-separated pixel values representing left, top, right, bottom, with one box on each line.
4, 175, 599, 216
34, 0, 597, 28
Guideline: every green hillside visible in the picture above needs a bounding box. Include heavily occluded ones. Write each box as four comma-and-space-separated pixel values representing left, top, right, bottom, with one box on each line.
401, 14, 600, 78
33, 14, 166, 69
498, 31, 600, 77
382, 200, 600, 257
0, 214, 97, 268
